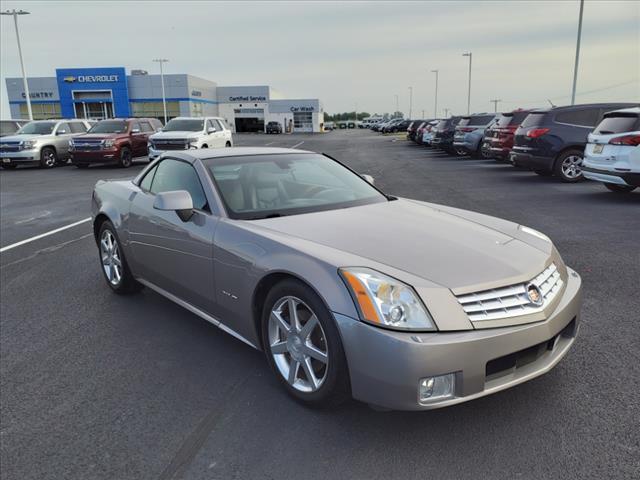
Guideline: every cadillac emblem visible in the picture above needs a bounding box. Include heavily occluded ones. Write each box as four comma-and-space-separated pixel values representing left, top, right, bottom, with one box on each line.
526, 283, 544, 306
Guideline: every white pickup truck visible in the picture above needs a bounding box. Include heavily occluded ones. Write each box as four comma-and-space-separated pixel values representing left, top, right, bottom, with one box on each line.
148, 117, 233, 160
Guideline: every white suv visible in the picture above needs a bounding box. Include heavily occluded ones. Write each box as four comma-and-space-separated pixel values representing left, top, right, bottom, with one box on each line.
583, 107, 640, 193
148, 117, 233, 160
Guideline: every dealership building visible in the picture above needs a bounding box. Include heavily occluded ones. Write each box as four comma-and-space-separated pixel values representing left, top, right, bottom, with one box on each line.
5, 67, 324, 132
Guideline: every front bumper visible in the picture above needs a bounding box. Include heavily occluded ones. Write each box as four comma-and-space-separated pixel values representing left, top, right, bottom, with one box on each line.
510, 149, 554, 171
71, 149, 120, 164
0, 149, 39, 164
582, 165, 640, 187
334, 267, 582, 410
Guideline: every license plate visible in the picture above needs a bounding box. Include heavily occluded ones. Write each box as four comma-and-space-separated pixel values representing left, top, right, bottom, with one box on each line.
593, 144, 604, 154
2, 158, 10, 163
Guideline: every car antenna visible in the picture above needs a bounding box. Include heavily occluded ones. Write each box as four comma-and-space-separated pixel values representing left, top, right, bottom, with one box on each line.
547, 99, 556, 108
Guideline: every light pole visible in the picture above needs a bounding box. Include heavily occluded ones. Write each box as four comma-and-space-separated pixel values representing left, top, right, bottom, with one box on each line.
354, 102, 357, 125
408, 86, 413, 119
421, 109, 425, 118
1, 9, 33, 120
394, 94, 399, 117
431, 70, 439, 118
462, 52, 472, 115
153, 58, 169, 124
571, 0, 585, 105
490, 99, 502, 112
444, 108, 450, 118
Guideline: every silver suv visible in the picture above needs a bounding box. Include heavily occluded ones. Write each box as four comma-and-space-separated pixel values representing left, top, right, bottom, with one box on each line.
0, 119, 93, 169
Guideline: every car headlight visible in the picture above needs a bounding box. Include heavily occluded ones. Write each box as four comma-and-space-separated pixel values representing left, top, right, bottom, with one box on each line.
339, 267, 436, 331
519, 225, 551, 243
21, 140, 37, 149
188, 138, 198, 148
103, 139, 115, 148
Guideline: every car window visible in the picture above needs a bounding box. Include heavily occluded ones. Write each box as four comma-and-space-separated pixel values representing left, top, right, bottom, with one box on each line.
555, 108, 599, 127
593, 113, 640, 134
88, 120, 128, 134
140, 121, 154, 133
140, 164, 158, 191
150, 159, 208, 211
207, 120, 216, 131
69, 122, 87, 133
520, 112, 547, 128
164, 119, 204, 132
1, 121, 19, 136
56, 122, 72, 135
130, 121, 141, 132
509, 111, 530, 124
216, 120, 226, 130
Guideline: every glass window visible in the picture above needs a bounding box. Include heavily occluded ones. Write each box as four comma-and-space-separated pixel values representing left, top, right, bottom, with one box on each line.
555, 108, 599, 127
207, 119, 216, 130
495, 114, 513, 127
88, 120, 128, 134
206, 153, 387, 220
215, 120, 226, 130
56, 122, 71, 134
140, 121, 154, 133
151, 159, 208, 211
17, 121, 57, 135
594, 113, 640, 134
520, 112, 548, 128
130, 121, 141, 132
140, 164, 158, 191
163, 119, 204, 132
69, 122, 87, 133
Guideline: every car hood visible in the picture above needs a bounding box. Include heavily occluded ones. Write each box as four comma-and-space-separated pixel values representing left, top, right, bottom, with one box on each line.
75, 133, 124, 140
0, 134, 46, 142
252, 198, 552, 293
150, 131, 201, 140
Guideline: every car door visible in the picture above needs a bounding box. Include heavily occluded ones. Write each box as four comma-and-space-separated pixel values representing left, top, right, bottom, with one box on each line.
139, 121, 155, 155
54, 122, 73, 156
205, 119, 217, 147
215, 120, 229, 147
129, 121, 146, 157
128, 158, 219, 313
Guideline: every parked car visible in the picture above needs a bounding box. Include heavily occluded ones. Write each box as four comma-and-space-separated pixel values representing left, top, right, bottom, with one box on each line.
70, 118, 162, 168
421, 121, 440, 146
383, 119, 411, 133
452, 114, 498, 157
0, 119, 27, 138
92, 146, 582, 410
0, 119, 92, 169
347, 121, 356, 129
266, 121, 283, 134
148, 117, 232, 162
338, 122, 348, 129
431, 116, 463, 153
406, 120, 426, 141
582, 107, 640, 192
483, 110, 532, 161
510, 103, 637, 182
324, 122, 335, 131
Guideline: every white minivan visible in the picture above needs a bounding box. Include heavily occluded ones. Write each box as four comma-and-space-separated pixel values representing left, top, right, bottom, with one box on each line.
583, 107, 640, 193
148, 117, 233, 161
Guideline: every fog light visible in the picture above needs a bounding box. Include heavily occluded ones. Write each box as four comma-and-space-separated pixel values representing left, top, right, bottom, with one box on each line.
419, 373, 455, 404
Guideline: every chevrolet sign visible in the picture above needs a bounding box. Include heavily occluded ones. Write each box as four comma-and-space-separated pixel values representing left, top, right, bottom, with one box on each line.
63, 75, 119, 83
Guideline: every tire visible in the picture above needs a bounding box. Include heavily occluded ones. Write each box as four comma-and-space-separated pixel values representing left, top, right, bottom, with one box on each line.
455, 148, 467, 156
1, 164, 17, 170
554, 149, 584, 183
97, 220, 142, 294
225, 141, 232, 147
604, 183, 636, 193
534, 169, 552, 176
119, 147, 132, 168
201, 144, 208, 149
40, 147, 57, 168
261, 279, 350, 408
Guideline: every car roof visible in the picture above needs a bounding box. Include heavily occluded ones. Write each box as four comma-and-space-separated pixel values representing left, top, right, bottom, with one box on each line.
168, 147, 314, 164
603, 106, 640, 115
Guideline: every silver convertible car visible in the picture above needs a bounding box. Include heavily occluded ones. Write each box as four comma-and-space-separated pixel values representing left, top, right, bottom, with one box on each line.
92, 147, 582, 410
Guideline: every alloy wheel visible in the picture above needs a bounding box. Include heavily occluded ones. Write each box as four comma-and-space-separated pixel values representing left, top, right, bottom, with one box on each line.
561, 155, 583, 179
43, 151, 56, 167
268, 296, 329, 393
100, 230, 122, 286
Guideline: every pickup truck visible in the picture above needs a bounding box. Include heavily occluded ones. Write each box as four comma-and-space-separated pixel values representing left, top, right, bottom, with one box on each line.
148, 117, 233, 161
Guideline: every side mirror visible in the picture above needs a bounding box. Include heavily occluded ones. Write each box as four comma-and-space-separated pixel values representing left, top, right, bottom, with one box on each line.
153, 190, 194, 222
361, 174, 375, 185
207, 127, 217, 133
131, 128, 141, 134
57, 130, 68, 135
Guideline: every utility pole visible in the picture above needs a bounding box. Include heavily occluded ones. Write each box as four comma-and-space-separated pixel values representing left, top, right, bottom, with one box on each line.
444, 108, 450, 118
1, 9, 33, 120
153, 58, 169, 124
422, 109, 425, 118
431, 69, 439, 118
490, 99, 502, 112
571, 0, 585, 105
462, 52, 472, 115
408, 86, 413, 119
394, 94, 399, 117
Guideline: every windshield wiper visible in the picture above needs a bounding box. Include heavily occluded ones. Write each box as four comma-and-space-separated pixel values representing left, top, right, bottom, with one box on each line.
249, 212, 286, 220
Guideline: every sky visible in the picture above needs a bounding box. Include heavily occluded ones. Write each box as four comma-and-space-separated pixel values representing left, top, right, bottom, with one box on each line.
1, 0, 639, 117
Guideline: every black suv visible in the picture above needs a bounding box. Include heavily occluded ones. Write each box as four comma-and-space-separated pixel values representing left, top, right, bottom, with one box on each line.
266, 121, 283, 134
431, 116, 463, 153
511, 102, 638, 182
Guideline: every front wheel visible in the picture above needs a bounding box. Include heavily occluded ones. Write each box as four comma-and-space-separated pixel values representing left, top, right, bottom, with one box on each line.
40, 147, 57, 168
554, 149, 584, 182
225, 141, 232, 147
262, 279, 350, 408
119, 147, 132, 168
604, 183, 636, 193
98, 221, 142, 294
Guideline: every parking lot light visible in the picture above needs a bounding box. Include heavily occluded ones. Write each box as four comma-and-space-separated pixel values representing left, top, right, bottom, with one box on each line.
571, 0, 585, 105
431, 70, 439, 118
408, 86, 413, 119
1, 9, 33, 120
152, 58, 169, 124
462, 52, 472, 115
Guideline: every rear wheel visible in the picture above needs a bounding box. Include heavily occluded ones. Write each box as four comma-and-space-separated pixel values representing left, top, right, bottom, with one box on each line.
40, 147, 57, 168
455, 148, 467, 156
98, 221, 142, 294
225, 141, 232, 147
119, 147, 132, 168
554, 149, 584, 182
262, 279, 350, 408
604, 183, 636, 193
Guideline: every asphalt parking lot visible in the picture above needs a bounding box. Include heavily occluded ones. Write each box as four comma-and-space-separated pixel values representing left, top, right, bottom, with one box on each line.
1, 129, 639, 480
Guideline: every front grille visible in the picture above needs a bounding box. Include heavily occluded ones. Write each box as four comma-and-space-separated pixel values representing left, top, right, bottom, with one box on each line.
73, 140, 104, 151
456, 263, 563, 322
0, 142, 21, 152
152, 140, 188, 151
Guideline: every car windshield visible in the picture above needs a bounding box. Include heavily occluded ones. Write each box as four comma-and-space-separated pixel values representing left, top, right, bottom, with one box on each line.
495, 114, 514, 127
17, 121, 56, 135
88, 121, 128, 134
520, 112, 547, 128
164, 119, 204, 131
594, 114, 640, 134
206, 153, 388, 220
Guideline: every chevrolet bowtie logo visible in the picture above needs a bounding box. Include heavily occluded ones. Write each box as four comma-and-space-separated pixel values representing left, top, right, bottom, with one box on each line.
63, 76, 77, 83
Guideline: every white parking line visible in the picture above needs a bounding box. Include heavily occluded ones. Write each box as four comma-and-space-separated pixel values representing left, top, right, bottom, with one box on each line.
0, 217, 92, 253
264, 141, 275, 146
291, 140, 305, 149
